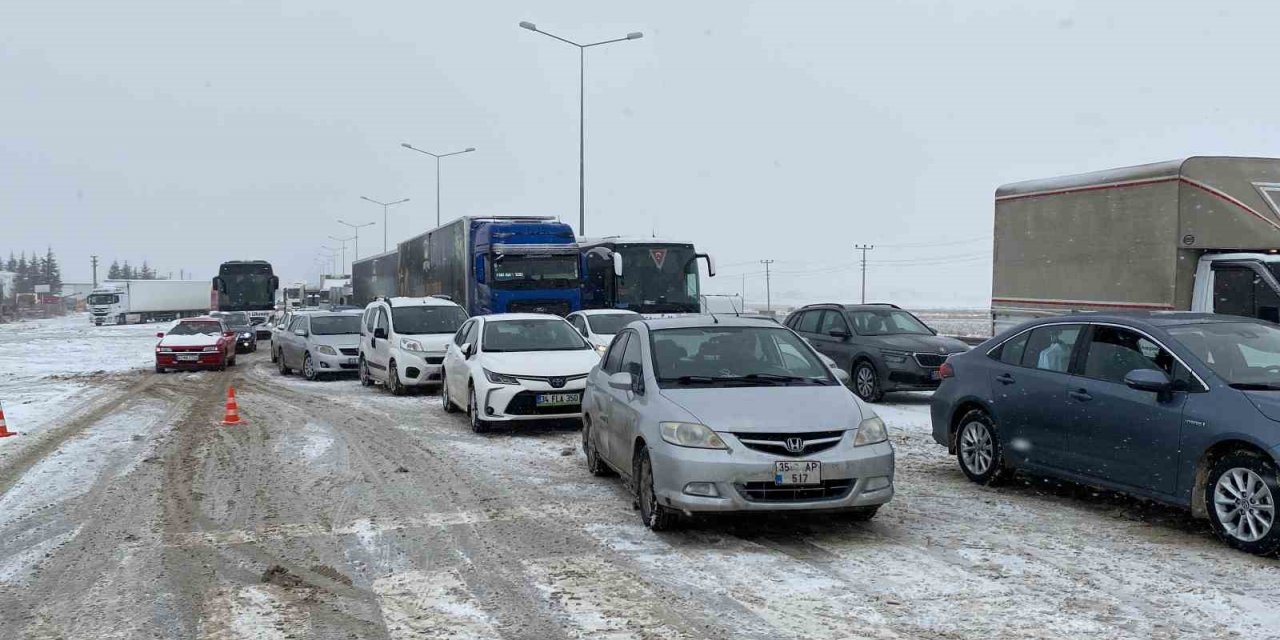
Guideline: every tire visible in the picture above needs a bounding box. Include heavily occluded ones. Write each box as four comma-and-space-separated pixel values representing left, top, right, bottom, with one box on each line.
955, 409, 1010, 486
270, 347, 278, 363
303, 353, 318, 381
469, 387, 488, 433
441, 371, 458, 413
388, 360, 407, 396
229, 353, 237, 367
583, 418, 614, 477
1205, 452, 1280, 555
636, 445, 678, 531
845, 506, 880, 521
359, 358, 374, 387
154, 366, 165, 374
852, 360, 884, 403
278, 351, 291, 375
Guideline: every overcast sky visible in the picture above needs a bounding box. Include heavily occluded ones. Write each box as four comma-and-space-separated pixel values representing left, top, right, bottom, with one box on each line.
4, 0, 1279, 307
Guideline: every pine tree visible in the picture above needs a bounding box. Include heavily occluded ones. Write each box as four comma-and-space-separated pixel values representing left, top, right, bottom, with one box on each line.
43, 247, 61, 292
107, 260, 121, 280
122, 261, 134, 280
140, 261, 154, 280
15, 253, 29, 293
4, 252, 15, 272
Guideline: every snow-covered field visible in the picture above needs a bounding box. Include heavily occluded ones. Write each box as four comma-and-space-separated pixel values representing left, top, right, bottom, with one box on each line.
2, 312, 1280, 639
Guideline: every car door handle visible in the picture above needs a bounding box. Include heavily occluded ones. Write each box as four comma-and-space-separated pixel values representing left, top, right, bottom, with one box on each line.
996, 373, 1015, 385
1068, 389, 1092, 402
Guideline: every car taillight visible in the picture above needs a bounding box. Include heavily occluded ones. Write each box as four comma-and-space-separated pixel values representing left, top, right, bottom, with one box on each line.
939, 361, 955, 379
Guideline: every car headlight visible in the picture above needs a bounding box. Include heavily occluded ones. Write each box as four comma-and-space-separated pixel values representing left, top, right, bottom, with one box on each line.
202, 346, 219, 352
401, 338, 425, 352
156, 347, 172, 353
881, 349, 911, 364
484, 369, 520, 385
659, 422, 728, 449
853, 416, 888, 446
317, 345, 338, 355
594, 344, 608, 356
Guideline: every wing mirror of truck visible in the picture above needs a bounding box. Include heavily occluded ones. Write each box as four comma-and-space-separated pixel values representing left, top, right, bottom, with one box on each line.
612, 252, 624, 278
697, 253, 716, 277
1124, 368, 1173, 394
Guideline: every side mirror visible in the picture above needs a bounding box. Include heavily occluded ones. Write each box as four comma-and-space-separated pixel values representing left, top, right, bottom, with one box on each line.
834, 368, 851, 384
626, 362, 645, 394
461, 342, 474, 358
612, 252, 624, 278
373, 327, 388, 340
698, 253, 716, 277
828, 329, 851, 340
607, 371, 633, 391
294, 328, 308, 337
1124, 368, 1173, 393
155, 332, 165, 338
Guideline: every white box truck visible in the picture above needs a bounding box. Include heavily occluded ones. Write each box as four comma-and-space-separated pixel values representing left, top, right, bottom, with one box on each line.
992, 156, 1280, 332
88, 280, 211, 325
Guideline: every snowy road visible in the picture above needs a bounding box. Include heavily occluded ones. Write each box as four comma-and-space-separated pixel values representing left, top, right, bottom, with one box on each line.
1, 314, 1278, 639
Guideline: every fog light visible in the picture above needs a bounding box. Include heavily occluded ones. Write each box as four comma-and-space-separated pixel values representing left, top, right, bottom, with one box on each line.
319, 362, 330, 369
864, 476, 891, 491
485, 406, 495, 416
683, 482, 719, 498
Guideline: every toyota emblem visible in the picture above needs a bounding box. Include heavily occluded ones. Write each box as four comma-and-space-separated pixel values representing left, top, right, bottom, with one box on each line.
784, 437, 805, 453
549, 377, 566, 388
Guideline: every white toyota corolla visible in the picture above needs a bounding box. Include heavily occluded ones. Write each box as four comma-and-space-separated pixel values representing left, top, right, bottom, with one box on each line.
440, 313, 602, 432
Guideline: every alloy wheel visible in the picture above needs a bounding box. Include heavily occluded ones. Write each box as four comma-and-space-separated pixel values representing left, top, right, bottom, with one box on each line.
959, 420, 994, 476
303, 354, 315, 380
855, 365, 876, 399
1214, 467, 1276, 543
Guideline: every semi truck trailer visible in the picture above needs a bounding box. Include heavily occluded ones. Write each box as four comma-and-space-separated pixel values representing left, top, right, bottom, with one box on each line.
88, 280, 210, 325
992, 156, 1280, 332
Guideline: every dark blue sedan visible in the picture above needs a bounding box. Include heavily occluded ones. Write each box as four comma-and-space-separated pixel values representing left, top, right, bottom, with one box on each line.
931, 312, 1280, 555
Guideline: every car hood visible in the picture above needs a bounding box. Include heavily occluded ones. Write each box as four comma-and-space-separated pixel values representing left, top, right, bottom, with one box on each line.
400, 333, 454, 353
660, 385, 866, 433
311, 334, 360, 348
872, 334, 969, 354
1243, 390, 1280, 423
160, 334, 221, 347
480, 350, 601, 377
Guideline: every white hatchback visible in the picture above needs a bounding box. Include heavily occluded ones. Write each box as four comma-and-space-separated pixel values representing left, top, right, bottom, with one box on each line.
441, 313, 602, 432
358, 296, 469, 394
566, 309, 643, 356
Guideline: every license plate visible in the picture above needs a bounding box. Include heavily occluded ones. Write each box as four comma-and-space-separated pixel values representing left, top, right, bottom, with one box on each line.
347, 357, 358, 365
775, 461, 821, 485
536, 393, 581, 407
930, 370, 942, 380
176, 354, 199, 362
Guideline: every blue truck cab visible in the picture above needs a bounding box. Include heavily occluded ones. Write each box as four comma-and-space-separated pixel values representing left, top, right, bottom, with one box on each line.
396, 216, 581, 316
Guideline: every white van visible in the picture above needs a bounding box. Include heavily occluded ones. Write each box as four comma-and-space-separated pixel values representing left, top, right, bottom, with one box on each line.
358, 296, 469, 394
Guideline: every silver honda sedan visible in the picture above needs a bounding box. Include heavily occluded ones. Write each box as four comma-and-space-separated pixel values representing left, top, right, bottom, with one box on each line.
581, 316, 894, 530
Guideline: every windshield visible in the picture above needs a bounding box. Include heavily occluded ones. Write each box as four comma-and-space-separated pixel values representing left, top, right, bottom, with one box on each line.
586, 312, 642, 335
490, 254, 579, 290
218, 269, 275, 309
169, 321, 222, 336
1167, 322, 1280, 387
849, 309, 933, 336
311, 315, 362, 335
482, 319, 589, 352
88, 294, 118, 305
651, 326, 835, 387
616, 245, 699, 313
391, 306, 468, 334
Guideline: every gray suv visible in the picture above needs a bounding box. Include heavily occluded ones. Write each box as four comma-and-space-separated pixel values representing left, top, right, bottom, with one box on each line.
786, 303, 969, 402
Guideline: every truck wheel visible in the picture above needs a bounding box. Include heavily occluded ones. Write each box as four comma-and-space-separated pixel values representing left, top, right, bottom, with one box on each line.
852, 361, 884, 403
1206, 452, 1280, 555
636, 445, 678, 531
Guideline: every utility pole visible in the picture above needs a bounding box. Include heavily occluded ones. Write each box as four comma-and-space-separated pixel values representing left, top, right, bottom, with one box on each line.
760, 259, 775, 312
855, 244, 875, 303
90, 255, 99, 287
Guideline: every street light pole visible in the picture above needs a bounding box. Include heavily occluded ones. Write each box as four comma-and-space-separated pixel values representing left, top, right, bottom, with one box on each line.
400, 144, 475, 227
337, 220, 374, 262
360, 196, 410, 253
329, 235, 355, 275
519, 21, 644, 236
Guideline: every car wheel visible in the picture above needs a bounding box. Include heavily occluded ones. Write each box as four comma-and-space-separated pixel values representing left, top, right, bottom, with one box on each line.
852, 361, 884, 403
154, 366, 165, 374
359, 358, 373, 387
278, 351, 291, 375
636, 445, 677, 531
270, 347, 278, 363
844, 506, 880, 521
229, 353, 237, 367
1206, 452, 1280, 555
583, 418, 614, 477
303, 353, 318, 381
955, 409, 1010, 486
388, 360, 407, 396
441, 371, 458, 413
469, 386, 488, 433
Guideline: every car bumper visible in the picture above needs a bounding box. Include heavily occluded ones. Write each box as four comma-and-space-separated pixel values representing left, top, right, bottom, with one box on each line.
881, 361, 943, 391
394, 352, 445, 386
236, 338, 255, 351
477, 379, 587, 423
649, 438, 895, 513
314, 351, 360, 372
156, 353, 225, 369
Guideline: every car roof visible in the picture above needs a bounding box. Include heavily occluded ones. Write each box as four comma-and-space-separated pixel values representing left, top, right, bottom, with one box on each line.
179, 316, 222, 322
372, 296, 462, 308
1022, 311, 1261, 329
572, 309, 643, 316
478, 313, 569, 322
642, 314, 787, 330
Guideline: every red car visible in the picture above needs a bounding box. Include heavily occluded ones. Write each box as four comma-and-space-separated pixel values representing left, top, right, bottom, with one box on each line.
155, 317, 238, 373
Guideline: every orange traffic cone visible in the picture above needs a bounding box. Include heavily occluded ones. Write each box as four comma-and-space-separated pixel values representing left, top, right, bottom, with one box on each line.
221, 387, 243, 425
0, 401, 16, 438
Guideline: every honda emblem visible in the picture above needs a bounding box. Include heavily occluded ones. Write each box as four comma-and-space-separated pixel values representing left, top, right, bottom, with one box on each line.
784, 437, 805, 453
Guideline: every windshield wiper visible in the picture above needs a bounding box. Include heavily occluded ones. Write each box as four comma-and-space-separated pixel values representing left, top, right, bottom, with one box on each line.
1229, 382, 1280, 391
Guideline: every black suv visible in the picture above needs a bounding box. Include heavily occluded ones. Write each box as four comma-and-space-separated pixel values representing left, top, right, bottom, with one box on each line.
785, 303, 969, 402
